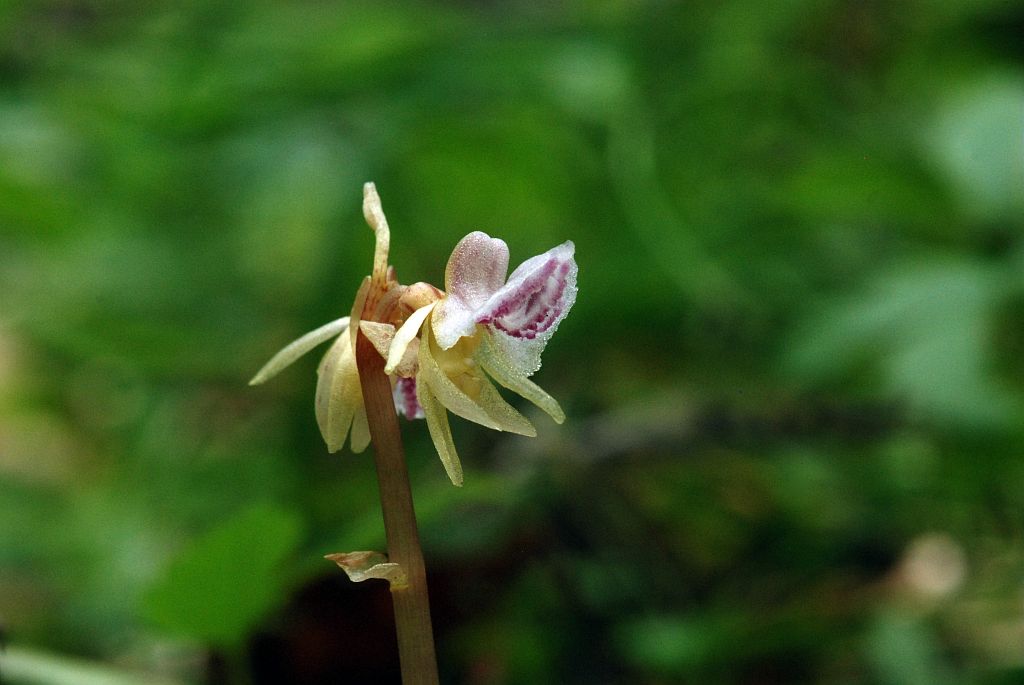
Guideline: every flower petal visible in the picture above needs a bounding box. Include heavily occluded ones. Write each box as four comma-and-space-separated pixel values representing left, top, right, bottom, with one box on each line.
474, 241, 577, 375
418, 327, 501, 431
361, 319, 421, 378
430, 299, 475, 352
393, 377, 425, 419
401, 281, 444, 310
445, 231, 510, 308
474, 375, 537, 437
350, 406, 371, 453
385, 302, 435, 375
484, 334, 546, 381
478, 330, 565, 424
249, 317, 350, 386
432, 232, 509, 350
359, 321, 395, 359
315, 332, 361, 452
416, 378, 463, 486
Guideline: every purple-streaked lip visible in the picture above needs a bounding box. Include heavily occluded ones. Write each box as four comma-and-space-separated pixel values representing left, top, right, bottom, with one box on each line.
477, 259, 570, 339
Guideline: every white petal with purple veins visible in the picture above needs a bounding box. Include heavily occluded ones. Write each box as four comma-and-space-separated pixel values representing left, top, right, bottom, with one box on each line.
474, 241, 577, 375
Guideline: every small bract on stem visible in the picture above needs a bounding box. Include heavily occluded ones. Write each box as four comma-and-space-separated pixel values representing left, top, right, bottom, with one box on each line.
250, 183, 577, 684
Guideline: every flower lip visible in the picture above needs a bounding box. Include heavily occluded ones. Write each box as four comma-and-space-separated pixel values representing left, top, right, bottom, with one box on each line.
473, 240, 576, 376
476, 255, 571, 340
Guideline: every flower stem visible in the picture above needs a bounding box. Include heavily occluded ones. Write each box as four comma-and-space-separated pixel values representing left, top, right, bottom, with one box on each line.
356, 329, 440, 685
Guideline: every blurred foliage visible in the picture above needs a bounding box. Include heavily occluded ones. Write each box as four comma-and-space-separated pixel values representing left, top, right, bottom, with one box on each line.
143, 505, 303, 647
1, 0, 1024, 683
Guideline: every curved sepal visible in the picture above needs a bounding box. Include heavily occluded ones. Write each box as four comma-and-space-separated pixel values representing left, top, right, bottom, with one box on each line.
417, 377, 464, 486
249, 317, 350, 386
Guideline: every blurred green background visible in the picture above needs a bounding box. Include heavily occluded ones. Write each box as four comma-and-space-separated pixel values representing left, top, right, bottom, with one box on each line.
2, 0, 1024, 683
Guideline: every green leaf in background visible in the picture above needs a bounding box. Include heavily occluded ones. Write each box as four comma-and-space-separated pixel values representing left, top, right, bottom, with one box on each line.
865, 612, 953, 685
926, 73, 1024, 221
613, 614, 718, 677
142, 505, 302, 646
787, 260, 1020, 427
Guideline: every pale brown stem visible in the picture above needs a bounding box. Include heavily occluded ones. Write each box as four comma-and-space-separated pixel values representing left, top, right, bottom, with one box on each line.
356, 330, 440, 685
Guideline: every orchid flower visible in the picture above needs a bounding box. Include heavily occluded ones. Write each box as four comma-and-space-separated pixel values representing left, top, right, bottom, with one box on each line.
251, 185, 577, 486
381, 232, 577, 485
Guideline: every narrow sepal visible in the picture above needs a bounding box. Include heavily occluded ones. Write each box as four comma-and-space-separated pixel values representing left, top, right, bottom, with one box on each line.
473, 375, 537, 436
416, 378, 464, 486
249, 317, 350, 385
348, 277, 371, 353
